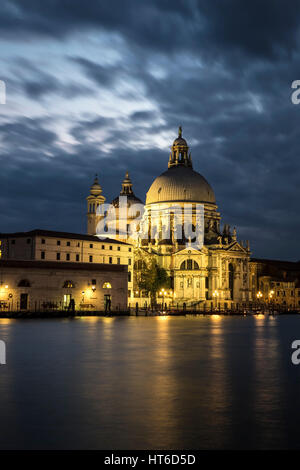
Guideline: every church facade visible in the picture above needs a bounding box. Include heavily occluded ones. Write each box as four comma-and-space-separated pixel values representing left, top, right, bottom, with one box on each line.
87, 128, 252, 309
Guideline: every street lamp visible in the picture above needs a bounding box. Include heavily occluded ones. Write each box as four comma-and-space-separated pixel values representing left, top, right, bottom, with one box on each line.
159, 288, 167, 311
212, 290, 219, 310
256, 291, 263, 311
268, 290, 274, 313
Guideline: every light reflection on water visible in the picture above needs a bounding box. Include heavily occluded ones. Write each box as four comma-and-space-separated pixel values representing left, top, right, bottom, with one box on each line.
0, 315, 300, 449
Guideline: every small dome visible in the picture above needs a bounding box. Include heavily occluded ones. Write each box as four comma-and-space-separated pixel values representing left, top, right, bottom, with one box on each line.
173, 136, 188, 147
111, 171, 143, 208
112, 194, 143, 208
146, 166, 215, 205
90, 175, 103, 196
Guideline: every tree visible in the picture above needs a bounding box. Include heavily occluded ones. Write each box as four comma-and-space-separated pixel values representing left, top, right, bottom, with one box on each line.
137, 259, 171, 307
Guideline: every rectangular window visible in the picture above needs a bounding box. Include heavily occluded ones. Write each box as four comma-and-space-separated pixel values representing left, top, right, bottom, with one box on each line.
109, 257, 112, 264
41, 251, 45, 260
129, 248, 132, 252
41, 239, 45, 244
128, 290, 131, 298
110, 246, 113, 250
66, 253, 70, 261
76, 254, 80, 262
67, 241, 70, 246
117, 246, 120, 251
57, 240, 61, 246
77, 242, 80, 247
89, 255, 93, 263
11, 240, 15, 245
92, 279, 96, 285
27, 238, 31, 244
128, 272, 131, 282
117, 257, 120, 264
128, 258, 131, 265
56, 253, 60, 260
90, 244, 93, 248
102, 245, 105, 249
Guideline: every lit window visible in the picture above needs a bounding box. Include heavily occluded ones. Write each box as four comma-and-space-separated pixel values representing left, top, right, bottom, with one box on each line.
103, 282, 112, 289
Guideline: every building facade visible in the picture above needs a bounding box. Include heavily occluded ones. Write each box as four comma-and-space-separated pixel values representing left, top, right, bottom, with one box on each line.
0, 230, 133, 311
250, 258, 300, 310
0, 260, 128, 312
89, 128, 252, 309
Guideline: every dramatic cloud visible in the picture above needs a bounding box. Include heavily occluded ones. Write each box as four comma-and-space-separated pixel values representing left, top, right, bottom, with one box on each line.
1, 0, 300, 260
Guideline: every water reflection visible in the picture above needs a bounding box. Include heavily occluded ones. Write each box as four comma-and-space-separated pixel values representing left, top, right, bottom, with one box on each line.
254, 316, 287, 448
0, 316, 299, 449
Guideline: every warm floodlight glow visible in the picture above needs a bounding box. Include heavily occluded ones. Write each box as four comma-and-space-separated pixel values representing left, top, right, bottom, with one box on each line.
103, 282, 112, 289
211, 314, 221, 320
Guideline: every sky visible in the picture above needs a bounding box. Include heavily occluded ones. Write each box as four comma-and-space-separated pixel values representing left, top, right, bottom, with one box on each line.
0, 0, 300, 260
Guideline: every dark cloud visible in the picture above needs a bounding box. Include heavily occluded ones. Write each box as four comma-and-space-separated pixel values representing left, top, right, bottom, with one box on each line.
0, 0, 300, 260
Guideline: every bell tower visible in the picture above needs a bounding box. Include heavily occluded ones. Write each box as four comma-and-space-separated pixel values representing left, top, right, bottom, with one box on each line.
86, 174, 106, 235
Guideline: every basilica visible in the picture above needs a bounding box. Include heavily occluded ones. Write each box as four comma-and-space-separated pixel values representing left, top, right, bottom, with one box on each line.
87, 128, 252, 309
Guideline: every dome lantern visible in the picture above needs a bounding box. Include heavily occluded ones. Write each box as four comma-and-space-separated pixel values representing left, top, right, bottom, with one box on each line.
120, 171, 134, 196
168, 126, 192, 169
146, 128, 216, 206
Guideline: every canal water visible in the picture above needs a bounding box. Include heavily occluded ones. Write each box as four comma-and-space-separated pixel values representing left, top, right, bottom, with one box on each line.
0, 315, 300, 449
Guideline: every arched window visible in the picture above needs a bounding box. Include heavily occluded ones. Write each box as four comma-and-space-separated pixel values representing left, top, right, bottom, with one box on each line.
63, 280, 75, 288
103, 282, 112, 289
180, 260, 199, 270
18, 279, 31, 287
187, 259, 193, 270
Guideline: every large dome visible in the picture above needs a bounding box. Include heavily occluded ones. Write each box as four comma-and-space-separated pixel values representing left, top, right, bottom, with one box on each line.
146, 166, 216, 205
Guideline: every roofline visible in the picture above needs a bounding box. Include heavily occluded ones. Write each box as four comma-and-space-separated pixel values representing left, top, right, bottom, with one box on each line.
0, 229, 130, 245
251, 257, 300, 266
